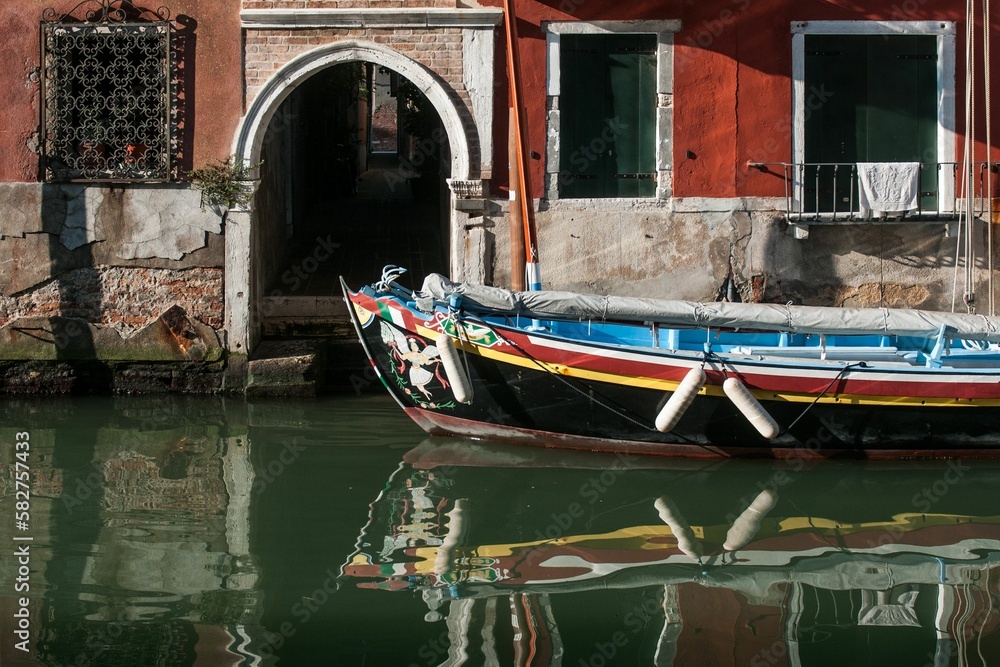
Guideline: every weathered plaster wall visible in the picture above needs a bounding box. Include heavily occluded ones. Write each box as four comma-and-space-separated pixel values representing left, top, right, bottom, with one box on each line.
0, 184, 224, 291
471, 0, 1000, 315
0, 5, 41, 183
0, 183, 226, 373
485, 204, 996, 312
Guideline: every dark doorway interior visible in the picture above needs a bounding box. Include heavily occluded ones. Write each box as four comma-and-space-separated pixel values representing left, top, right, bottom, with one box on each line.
261, 62, 451, 299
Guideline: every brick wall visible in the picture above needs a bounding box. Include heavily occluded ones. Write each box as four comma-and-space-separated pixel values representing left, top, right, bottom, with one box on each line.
0, 267, 224, 332
245, 28, 464, 101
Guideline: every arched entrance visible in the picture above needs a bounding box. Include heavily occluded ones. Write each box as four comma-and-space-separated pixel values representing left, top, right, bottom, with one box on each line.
226, 41, 476, 356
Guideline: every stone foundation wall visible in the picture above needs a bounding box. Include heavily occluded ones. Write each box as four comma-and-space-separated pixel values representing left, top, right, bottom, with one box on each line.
0, 183, 225, 321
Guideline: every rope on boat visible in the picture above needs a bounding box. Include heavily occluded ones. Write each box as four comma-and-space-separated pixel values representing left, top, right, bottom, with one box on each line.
462, 315, 706, 447
705, 352, 866, 440
460, 315, 867, 447
779, 361, 867, 436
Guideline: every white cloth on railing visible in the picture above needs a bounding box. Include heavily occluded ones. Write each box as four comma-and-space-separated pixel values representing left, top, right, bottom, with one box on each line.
857, 162, 921, 214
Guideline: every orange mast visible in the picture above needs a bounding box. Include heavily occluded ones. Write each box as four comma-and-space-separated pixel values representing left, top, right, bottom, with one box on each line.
502, 0, 541, 291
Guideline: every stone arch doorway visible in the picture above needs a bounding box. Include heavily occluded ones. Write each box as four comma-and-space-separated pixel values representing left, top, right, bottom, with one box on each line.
226, 41, 477, 356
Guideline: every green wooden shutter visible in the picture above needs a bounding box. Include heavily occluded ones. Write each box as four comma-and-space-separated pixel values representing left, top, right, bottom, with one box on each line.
560, 34, 656, 198
803, 34, 937, 213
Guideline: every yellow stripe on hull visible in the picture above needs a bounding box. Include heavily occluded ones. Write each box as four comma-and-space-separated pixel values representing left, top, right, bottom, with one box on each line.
400, 312, 1000, 408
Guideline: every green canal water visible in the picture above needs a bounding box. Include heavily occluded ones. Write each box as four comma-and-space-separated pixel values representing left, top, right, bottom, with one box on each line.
2, 394, 1000, 666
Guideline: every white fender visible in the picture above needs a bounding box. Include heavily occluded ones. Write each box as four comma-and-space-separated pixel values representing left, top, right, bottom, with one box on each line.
436, 333, 474, 404
434, 499, 469, 574
723, 488, 778, 552
722, 377, 779, 439
654, 496, 703, 560
655, 367, 706, 432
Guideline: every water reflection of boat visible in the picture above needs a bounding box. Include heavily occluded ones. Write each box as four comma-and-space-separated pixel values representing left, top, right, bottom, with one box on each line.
343, 439, 1000, 665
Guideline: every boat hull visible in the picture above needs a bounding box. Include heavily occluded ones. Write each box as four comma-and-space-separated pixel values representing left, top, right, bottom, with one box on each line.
345, 287, 1000, 457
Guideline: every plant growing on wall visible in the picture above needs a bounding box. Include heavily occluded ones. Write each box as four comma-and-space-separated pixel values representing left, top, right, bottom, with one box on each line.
188, 157, 261, 210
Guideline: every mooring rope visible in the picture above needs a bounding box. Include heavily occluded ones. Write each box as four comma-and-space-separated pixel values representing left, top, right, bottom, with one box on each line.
461, 314, 708, 446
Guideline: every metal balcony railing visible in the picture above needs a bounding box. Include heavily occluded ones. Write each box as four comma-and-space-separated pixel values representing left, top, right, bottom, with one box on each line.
747, 161, 999, 223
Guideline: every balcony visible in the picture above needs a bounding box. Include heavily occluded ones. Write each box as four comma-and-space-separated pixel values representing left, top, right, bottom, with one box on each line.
748, 161, 999, 235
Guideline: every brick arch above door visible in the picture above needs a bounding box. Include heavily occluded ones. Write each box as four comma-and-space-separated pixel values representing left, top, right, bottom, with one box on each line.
233, 39, 476, 182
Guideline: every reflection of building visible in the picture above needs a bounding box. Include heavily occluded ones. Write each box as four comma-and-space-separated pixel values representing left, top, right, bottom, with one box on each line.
0, 398, 262, 666
344, 440, 1000, 665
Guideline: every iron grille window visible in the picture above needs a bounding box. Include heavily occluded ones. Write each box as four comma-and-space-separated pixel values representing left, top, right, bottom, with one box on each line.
41, 2, 171, 182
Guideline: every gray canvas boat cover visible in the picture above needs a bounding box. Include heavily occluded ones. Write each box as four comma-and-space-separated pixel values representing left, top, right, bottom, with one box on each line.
418, 274, 1000, 342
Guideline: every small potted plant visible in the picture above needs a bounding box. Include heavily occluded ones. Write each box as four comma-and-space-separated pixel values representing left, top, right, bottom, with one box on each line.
188, 156, 262, 213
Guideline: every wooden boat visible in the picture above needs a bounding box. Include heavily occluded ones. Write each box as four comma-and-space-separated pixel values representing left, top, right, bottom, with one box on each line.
342, 268, 1000, 457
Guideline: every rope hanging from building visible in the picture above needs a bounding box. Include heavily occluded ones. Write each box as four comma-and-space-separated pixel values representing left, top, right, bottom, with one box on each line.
952, 0, 995, 315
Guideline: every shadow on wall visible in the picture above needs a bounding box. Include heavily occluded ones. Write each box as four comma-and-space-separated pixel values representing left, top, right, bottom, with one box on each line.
44, 183, 111, 391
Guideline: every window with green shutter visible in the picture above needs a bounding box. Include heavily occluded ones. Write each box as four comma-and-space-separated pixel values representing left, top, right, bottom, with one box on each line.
803, 34, 938, 212
559, 34, 657, 198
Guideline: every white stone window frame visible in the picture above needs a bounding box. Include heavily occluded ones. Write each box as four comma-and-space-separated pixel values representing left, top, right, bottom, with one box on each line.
543, 20, 680, 205
791, 20, 957, 213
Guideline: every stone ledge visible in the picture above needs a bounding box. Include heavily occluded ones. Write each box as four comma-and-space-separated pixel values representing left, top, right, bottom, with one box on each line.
247, 339, 327, 397
0, 360, 226, 395
241, 8, 503, 29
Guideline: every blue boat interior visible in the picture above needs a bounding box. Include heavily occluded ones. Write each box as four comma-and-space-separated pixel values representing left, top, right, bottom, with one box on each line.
363, 284, 1000, 370
482, 312, 1000, 369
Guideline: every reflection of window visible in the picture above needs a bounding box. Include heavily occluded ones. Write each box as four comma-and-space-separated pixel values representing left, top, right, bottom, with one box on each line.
559, 34, 657, 198
42, 19, 171, 182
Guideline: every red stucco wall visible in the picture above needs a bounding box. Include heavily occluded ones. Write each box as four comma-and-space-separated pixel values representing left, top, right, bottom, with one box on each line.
488, 0, 1000, 200
0, 0, 242, 183
0, 5, 44, 182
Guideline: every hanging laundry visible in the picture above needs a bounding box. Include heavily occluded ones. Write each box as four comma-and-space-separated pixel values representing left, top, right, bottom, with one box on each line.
856, 162, 921, 215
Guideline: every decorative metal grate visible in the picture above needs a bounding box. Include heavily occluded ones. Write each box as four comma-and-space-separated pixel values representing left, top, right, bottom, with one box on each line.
41, 1, 172, 182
